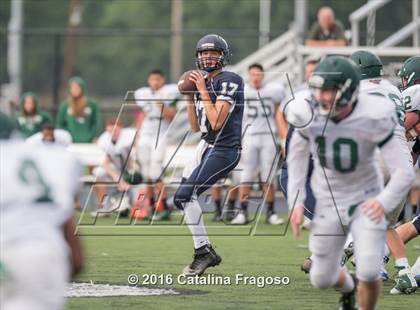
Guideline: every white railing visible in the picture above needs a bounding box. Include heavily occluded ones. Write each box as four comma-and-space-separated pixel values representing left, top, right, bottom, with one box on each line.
229, 28, 298, 79
349, 0, 391, 46
350, 0, 420, 47
230, 33, 419, 89
378, 17, 420, 47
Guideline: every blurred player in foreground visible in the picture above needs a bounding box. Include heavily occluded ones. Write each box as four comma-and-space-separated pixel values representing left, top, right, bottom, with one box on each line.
287, 57, 414, 310
174, 34, 244, 276
0, 112, 84, 310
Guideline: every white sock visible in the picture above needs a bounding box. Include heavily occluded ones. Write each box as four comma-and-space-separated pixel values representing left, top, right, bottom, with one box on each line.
341, 271, 355, 293
184, 198, 209, 249
395, 257, 410, 269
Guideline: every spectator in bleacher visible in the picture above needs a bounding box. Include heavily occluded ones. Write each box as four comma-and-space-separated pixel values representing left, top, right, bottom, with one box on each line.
15, 92, 52, 138
305, 6, 347, 47
56, 76, 102, 143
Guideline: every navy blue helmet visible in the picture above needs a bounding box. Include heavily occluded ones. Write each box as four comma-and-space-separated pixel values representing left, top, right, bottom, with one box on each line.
195, 34, 230, 72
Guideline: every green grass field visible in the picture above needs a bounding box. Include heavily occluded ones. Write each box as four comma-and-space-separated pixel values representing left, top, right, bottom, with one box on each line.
67, 212, 419, 310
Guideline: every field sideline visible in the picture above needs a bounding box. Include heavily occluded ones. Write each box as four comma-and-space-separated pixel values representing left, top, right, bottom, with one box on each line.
67, 213, 419, 310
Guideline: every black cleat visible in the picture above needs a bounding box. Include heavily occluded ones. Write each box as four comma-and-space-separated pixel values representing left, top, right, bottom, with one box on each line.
301, 257, 312, 274
182, 244, 222, 276
339, 273, 358, 310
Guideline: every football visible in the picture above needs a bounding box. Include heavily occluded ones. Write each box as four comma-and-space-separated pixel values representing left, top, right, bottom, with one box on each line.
177, 70, 197, 95
177, 70, 208, 95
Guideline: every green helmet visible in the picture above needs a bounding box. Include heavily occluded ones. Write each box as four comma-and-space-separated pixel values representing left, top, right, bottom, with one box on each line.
350, 50, 383, 79
309, 56, 360, 112
399, 56, 420, 89
0, 112, 17, 139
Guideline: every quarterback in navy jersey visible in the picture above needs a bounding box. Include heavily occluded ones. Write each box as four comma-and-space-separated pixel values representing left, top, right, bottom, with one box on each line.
174, 34, 244, 276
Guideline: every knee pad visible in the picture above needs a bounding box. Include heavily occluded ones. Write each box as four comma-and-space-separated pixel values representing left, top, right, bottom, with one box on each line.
310, 271, 339, 289
412, 215, 420, 235
309, 258, 340, 289
356, 255, 381, 282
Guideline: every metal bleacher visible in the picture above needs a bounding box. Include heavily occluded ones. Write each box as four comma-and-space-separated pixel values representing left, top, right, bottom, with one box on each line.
230, 0, 420, 90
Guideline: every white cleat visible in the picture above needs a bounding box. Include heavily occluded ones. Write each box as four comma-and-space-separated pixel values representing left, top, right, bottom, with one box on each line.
266, 213, 285, 225
390, 267, 418, 294
231, 211, 248, 225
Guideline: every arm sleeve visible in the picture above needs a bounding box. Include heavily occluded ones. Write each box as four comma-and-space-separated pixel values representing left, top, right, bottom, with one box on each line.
371, 115, 397, 146
286, 129, 311, 209
216, 75, 243, 105
134, 88, 146, 109
273, 85, 286, 105
376, 135, 415, 213
163, 84, 182, 107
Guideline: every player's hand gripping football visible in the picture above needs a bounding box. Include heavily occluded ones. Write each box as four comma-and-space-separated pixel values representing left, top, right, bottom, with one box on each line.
361, 198, 385, 223
289, 205, 304, 238
189, 71, 207, 93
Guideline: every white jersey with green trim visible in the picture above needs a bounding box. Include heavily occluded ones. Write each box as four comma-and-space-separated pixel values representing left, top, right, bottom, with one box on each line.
359, 78, 400, 95
97, 128, 136, 171
134, 83, 181, 139
0, 141, 81, 250
359, 78, 405, 140
243, 83, 285, 136
287, 91, 413, 212
403, 84, 420, 113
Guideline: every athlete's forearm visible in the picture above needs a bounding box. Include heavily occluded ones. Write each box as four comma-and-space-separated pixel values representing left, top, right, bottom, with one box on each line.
287, 130, 311, 209
103, 158, 121, 182
200, 90, 229, 130
275, 108, 288, 149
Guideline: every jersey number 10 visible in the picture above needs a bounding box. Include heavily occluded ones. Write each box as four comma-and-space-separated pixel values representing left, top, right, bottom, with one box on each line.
315, 136, 359, 173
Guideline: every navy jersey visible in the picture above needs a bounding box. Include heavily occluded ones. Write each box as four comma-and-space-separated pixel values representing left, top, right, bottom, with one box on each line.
194, 71, 244, 148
